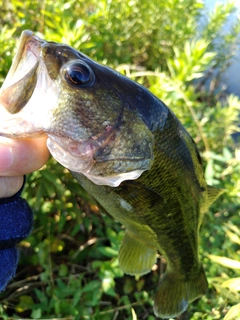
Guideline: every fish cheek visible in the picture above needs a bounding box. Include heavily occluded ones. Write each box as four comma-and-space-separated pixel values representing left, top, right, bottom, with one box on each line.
91, 109, 155, 176
55, 84, 124, 140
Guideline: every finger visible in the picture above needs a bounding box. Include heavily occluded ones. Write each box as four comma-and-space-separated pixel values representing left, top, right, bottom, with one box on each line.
0, 176, 24, 198
0, 136, 50, 176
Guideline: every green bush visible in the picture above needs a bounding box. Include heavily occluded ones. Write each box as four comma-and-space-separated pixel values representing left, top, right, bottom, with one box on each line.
0, 0, 240, 319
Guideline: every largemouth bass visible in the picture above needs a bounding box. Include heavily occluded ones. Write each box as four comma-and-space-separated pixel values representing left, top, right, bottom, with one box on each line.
0, 30, 222, 318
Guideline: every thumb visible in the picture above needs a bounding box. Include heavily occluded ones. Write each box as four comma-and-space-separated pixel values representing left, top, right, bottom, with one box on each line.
0, 143, 24, 198
0, 176, 24, 198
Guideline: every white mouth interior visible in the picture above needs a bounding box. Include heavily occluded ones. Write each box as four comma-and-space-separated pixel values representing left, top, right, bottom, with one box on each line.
0, 47, 39, 92
0, 50, 59, 134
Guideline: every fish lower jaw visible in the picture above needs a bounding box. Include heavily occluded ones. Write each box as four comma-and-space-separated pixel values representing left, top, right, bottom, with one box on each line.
83, 169, 146, 187
47, 134, 94, 173
47, 134, 148, 187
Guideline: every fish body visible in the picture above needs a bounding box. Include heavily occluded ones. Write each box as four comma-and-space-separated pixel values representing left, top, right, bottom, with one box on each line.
0, 30, 221, 318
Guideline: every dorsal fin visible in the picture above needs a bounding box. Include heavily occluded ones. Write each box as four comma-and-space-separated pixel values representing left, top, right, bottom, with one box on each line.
202, 185, 224, 214
207, 185, 224, 206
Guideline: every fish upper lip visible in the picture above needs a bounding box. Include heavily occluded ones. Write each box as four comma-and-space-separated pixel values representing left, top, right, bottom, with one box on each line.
0, 30, 44, 93
0, 31, 54, 114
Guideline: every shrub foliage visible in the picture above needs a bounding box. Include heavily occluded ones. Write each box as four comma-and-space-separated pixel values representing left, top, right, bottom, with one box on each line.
0, 0, 240, 319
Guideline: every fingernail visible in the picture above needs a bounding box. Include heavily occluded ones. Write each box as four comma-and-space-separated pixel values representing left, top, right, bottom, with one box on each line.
0, 145, 13, 172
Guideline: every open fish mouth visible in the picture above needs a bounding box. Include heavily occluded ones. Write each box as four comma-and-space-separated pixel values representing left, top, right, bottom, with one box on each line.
0, 29, 66, 140
0, 31, 43, 113
0, 30, 59, 136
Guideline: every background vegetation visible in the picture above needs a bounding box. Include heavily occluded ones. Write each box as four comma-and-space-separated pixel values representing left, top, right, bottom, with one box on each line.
0, 0, 240, 319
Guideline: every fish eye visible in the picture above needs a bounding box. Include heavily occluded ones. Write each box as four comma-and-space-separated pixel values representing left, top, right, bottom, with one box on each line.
63, 61, 95, 87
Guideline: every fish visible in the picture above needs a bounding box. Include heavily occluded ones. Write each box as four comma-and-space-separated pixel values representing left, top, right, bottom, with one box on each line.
0, 30, 222, 318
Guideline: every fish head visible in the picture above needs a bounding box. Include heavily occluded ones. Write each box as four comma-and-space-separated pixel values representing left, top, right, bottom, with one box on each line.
0, 30, 155, 186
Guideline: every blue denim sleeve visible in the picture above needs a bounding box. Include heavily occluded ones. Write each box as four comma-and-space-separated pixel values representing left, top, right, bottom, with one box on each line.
0, 177, 33, 292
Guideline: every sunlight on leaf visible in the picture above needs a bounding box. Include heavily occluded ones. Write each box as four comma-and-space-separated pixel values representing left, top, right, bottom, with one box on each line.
1, 0, 240, 319
208, 255, 240, 270
221, 278, 240, 291
131, 307, 138, 320
223, 303, 240, 320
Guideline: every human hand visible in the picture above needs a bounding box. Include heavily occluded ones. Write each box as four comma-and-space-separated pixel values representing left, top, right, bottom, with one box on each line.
0, 136, 50, 198
0, 136, 49, 292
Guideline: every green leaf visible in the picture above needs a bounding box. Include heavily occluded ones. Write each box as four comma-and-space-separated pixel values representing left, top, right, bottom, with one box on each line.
221, 278, 240, 291
102, 277, 116, 297
223, 304, 240, 320
16, 295, 34, 313
31, 308, 42, 319
82, 280, 101, 293
208, 255, 240, 269
97, 246, 118, 258
58, 263, 69, 277
131, 307, 138, 320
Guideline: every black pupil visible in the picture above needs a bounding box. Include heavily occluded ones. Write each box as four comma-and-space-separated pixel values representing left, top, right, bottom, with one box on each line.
70, 69, 88, 84
66, 63, 92, 86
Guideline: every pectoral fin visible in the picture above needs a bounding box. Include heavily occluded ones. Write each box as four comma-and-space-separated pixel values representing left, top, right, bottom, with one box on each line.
118, 230, 157, 276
